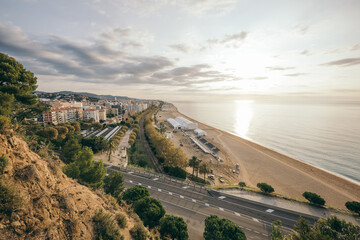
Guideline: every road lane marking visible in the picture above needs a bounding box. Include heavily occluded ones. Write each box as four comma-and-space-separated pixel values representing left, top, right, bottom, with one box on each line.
192, 199, 196, 203
219, 207, 224, 211
148, 186, 151, 189
138, 183, 142, 185
128, 172, 134, 174
266, 209, 274, 213
182, 186, 189, 189
255, 231, 259, 234
235, 212, 240, 216
169, 192, 173, 195
180, 195, 184, 199
252, 218, 259, 222
246, 228, 251, 231
204, 203, 210, 207
153, 178, 159, 181
158, 189, 162, 192
218, 196, 226, 199
129, 180, 133, 183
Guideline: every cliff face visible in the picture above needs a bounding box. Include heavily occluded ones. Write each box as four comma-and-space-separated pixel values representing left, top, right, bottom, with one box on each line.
0, 133, 136, 240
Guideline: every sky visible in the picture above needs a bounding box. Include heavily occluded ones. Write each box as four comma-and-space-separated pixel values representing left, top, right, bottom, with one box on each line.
0, 0, 359, 102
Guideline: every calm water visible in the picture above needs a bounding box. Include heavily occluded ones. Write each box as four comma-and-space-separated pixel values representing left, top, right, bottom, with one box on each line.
172, 100, 360, 184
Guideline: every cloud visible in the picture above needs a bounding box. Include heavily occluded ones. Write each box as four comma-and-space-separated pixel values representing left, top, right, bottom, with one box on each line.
300, 50, 311, 56
119, 0, 237, 16
0, 24, 241, 92
169, 44, 190, 53
293, 24, 309, 35
321, 58, 360, 67
284, 73, 306, 77
350, 44, 360, 51
266, 66, 295, 71
207, 31, 247, 45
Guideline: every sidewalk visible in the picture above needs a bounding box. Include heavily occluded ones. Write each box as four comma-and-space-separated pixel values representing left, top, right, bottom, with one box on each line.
218, 189, 360, 225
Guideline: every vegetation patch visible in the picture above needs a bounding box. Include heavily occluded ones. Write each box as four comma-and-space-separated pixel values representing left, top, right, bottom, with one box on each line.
93, 209, 124, 240
0, 180, 23, 216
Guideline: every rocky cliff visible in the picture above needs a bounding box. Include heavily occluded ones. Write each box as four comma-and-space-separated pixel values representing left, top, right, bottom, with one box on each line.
0, 132, 139, 240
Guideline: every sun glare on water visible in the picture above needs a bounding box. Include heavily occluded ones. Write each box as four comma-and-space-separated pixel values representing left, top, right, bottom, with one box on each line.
234, 100, 253, 139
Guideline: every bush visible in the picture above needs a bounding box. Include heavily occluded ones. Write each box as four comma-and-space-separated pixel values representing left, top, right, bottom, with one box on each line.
0, 115, 10, 133
345, 201, 360, 215
238, 182, 246, 188
187, 174, 206, 184
116, 213, 127, 228
160, 215, 188, 240
103, 171, 124, 198
257, 182, 274, 193
130, 223, 148, 240
203, 215, 246, 240
93, 209, 124, 240
164, 166, 186, 179
0, 154, 9, 174
122, 185, 149, 204
0, 181, 22, 216
302, 192, 325, 205
133, 197, 165, 228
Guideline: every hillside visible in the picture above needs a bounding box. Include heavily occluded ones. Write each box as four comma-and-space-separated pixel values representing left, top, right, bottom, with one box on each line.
0, 132, 141, 240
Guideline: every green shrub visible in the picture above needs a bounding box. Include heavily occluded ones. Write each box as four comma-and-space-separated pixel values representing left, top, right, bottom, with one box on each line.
0, 181, 22, 216
116, 213, 127, 229
103, 171, 124, 198
133, 197, 165, 228
130, 223, 148, 240
122, 185, 149, 204
0, 154, 9, 174
0, 115, 10, 133
93, 209, 124, 240
164, 166, 187, 179
302, 192, 325, 205
160, 215, 188, 240
345, 201, 360, 215
257, 182, 274, 193
204, 215, 246, 240
238, 182, 246, 188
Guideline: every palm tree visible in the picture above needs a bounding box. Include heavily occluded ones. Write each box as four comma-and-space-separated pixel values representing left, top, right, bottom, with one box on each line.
106, 138, 118, 162
189, 156, 200, 176
199, 163, 211, 181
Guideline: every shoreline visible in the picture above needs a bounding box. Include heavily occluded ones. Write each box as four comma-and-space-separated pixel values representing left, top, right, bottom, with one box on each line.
158, 102, 360, 210
174, 103, 360, 187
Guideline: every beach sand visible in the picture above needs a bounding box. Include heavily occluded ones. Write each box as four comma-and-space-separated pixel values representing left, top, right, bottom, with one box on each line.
157, 103, 360, 210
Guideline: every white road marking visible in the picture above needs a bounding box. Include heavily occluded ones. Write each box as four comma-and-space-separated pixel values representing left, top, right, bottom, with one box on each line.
266, 209, 274, 213
148, 186, 151, 189
219, 207, 224, 211
218, 196, 226, 199
153, 178, 159, 181
169, 192, 173, 195
252, 218, 259, 222
128, 172, 134, 174
246, 228, 251, 231
138, 183, 142, 185
182, 186, 189, 189
158, 189, 162, 192
255, 231, 259, 234
235, 212, 240, 216
204, 203, 210, 207
129, 180, 133, 183
192, 199, 196, 203
180, 195, 184, 199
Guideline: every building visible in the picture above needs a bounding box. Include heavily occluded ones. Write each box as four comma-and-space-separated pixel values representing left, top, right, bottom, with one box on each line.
43, 106, 83, 125
194, 128, 207, 136
174, 117, 198, 130
99, 109, 107, 121
43, 111, 57, 125
167, 118, 182, 129
83, 109, 100, 122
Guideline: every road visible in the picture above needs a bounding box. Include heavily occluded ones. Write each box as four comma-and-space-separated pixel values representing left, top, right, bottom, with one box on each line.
106, 165, 319, 240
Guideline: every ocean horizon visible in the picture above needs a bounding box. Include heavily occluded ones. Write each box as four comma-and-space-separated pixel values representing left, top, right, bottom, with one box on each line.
171, 100, 360, 185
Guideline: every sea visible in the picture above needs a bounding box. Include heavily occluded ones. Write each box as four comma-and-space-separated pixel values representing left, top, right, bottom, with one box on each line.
172, 100, 360, 184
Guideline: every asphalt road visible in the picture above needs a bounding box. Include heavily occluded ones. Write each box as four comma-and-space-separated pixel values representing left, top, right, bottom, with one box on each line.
106, 166, 319, 240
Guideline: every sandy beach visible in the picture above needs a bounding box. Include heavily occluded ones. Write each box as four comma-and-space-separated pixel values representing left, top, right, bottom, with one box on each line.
157, 103, 360, 210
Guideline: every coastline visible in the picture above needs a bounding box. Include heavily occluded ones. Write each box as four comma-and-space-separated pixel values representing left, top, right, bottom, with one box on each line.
158, 102, 360, 210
